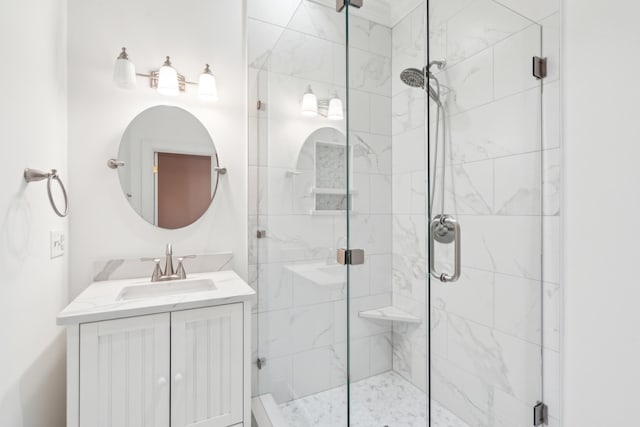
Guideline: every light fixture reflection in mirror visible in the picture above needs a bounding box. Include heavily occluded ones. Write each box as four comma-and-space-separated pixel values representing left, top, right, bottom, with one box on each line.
115, 106, 221, 229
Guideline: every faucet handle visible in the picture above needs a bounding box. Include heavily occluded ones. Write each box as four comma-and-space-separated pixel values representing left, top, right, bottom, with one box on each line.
175, 255, 196, 280
141, 258, 163, 281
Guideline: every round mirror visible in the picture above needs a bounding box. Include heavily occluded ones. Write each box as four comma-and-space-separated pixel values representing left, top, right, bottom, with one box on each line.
116, 106, 219, 229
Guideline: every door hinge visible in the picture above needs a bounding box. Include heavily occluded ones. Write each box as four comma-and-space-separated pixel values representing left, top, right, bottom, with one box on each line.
256, 357, 266, 370
533, 402, 548, 426
336, 0, 363, 12
256, 230, 266, 239
533, 56, 548, 80
337, 249, 365, 265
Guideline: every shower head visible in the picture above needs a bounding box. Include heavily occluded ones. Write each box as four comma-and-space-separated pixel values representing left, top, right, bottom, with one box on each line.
400, 66, 444, 106
399, 67, 425, 89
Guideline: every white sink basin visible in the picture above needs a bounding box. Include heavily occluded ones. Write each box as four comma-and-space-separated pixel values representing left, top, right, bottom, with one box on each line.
116, 278, 216, 301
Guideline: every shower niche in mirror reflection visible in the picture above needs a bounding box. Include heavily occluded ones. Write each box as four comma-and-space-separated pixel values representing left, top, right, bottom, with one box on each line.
116, 106, 220, 229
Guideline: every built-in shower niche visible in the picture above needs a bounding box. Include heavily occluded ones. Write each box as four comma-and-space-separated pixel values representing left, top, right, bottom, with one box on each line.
294, 127, 355, 215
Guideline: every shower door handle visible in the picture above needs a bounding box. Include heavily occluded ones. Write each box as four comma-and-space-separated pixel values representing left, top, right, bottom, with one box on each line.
429, 215, 461, 283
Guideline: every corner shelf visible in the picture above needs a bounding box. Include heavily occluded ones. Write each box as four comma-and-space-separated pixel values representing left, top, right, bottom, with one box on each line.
358, 306, 422, 324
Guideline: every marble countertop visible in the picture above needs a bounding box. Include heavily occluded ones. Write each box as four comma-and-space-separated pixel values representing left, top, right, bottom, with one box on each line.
57, 270, 255, 326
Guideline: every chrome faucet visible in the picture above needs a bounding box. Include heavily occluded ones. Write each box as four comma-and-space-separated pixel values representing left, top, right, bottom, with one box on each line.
142, 244, 196, 282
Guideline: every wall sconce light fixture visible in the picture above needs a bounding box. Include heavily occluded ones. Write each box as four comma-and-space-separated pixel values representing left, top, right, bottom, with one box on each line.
300, 85, 343, 121
113, 47, 218, 102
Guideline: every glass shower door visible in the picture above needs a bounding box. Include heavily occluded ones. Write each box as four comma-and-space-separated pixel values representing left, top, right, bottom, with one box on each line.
427, 1, 544, 426
248, 1, 351, 425
344, 2, 430, 426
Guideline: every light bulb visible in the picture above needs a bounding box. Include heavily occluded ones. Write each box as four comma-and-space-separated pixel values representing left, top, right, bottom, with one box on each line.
157, 56, 179, 96
113, 47, 136, 90
327, 94, 344, 121
301, 85, 318, 117
198, 64, 218, 102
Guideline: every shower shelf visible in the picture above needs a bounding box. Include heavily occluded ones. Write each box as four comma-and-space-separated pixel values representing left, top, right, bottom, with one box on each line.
309, 187, 358, 195
359, 306, 421, 324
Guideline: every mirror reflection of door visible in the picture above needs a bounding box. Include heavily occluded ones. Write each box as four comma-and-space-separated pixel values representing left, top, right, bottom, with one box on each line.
155, 152, 212, 229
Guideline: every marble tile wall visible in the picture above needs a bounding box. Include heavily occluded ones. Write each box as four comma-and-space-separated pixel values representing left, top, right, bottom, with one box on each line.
389, 0, 562, 426
248, 0, 394, 404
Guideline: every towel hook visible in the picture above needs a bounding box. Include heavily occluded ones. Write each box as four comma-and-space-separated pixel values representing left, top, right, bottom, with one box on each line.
24, 168, 69, 218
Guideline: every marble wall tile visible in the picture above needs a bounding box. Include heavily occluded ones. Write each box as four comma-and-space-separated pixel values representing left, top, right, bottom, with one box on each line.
428, 0, 473, 27
494, 0, 559, 23
443, 48, 494, 114
293, 347, 333, 398
352, 131, 392, 174
369, 93, 392, 135
449, 86, 541, 163
543, 348, 561, 420
543, 148, 561, 215
391, 5, 426, 96
369, 253, 393, 295
268, 29, 336, 85
543, 80, 561, 150
392, 127, 426, 173
494, 273, 542, 345
431, 355, 491, 426
541, 13, 561, 83
436, 160, 494, 215
431, 267, 495, 328
543, 215, 560, 284
543, 282, 561, 352
349, 89, 371, 132
392, 88, 425, 135
494, 152, 542, 215
248, 0, 301, 27
493, 388, 533, 427
369, 174, 392, 214
287, 0, 346, 45
264, 215, 335, 263
446, 0, 531, 65
257, 262, 294, 312
447, 314, 541, 404
437, 215, 541, 280
348, 48, 392, 96
370, 333, 393, 374
390, 0, 424, 27
330, 337, 371, 387
494, 24, 542, 100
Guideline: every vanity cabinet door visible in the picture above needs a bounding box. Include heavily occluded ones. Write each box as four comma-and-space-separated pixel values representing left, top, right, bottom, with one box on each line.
171, 304, 244, 427
79, 313, 170, 427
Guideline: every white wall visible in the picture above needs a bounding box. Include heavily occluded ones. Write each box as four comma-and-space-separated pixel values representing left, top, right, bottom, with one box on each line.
0, 1, 68, 426
67, 0, 247, 297
563, 1, 640, 425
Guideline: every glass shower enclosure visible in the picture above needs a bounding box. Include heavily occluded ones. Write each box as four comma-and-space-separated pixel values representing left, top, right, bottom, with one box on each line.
248, 0, 545, 425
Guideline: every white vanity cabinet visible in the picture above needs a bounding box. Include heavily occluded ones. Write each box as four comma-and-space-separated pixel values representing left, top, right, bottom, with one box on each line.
66, 302, 251, 427
59, 270, 255, 427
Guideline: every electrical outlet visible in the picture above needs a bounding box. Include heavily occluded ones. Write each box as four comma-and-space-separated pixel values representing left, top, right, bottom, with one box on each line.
50, 230, 65, 259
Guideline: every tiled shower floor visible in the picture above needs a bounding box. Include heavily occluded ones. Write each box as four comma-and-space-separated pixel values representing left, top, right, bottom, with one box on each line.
279, 371, 469, 427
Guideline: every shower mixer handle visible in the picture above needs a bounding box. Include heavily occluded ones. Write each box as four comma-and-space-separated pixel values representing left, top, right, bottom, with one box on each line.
429, 215, 461, 283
